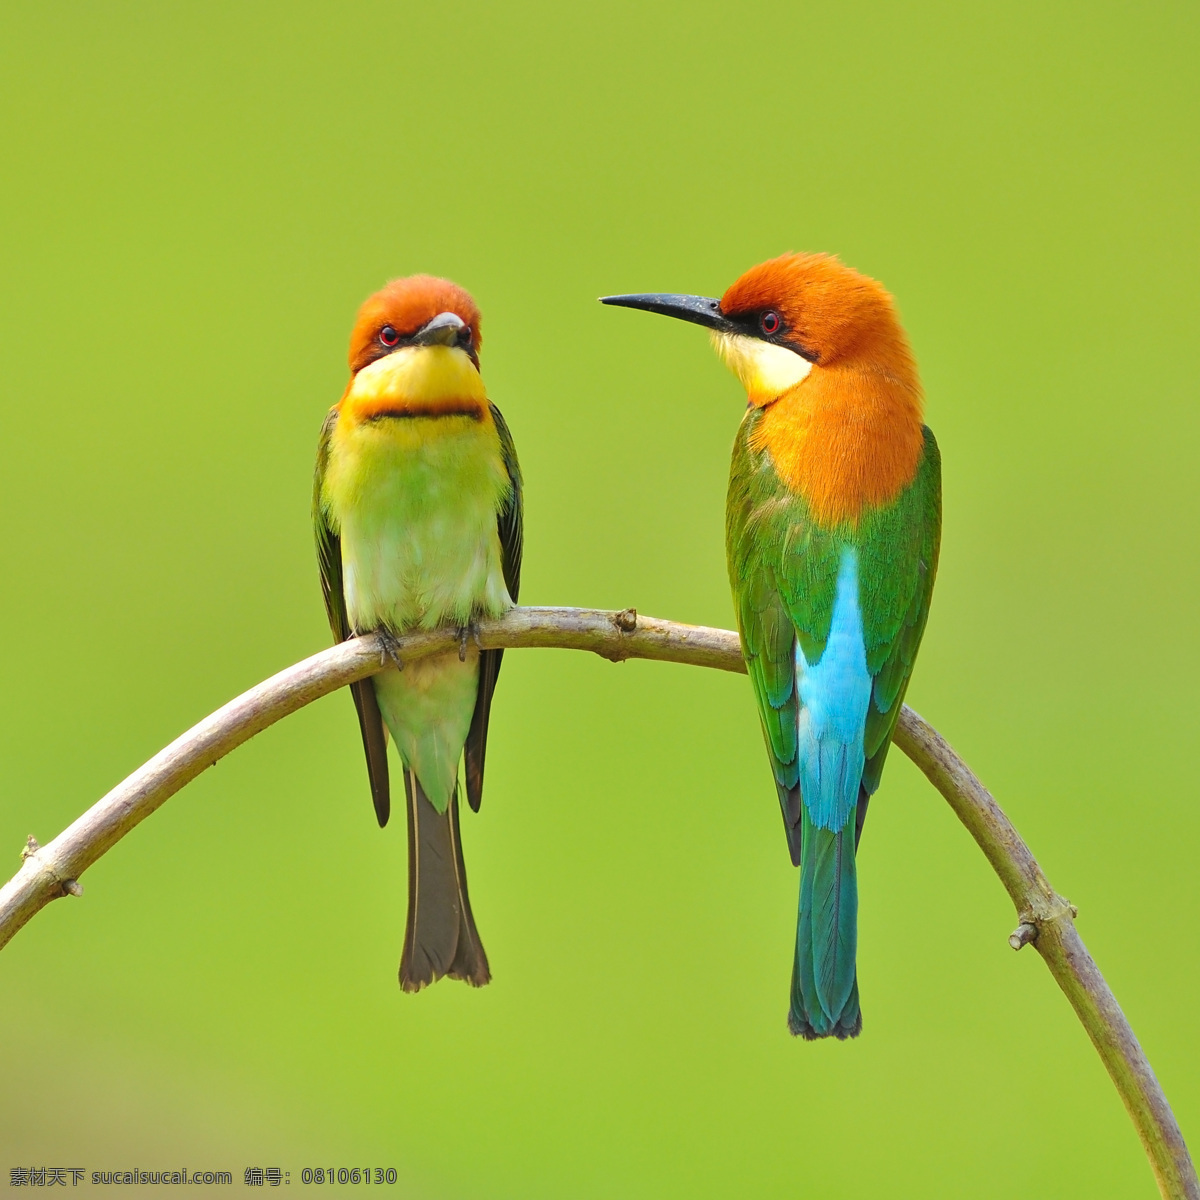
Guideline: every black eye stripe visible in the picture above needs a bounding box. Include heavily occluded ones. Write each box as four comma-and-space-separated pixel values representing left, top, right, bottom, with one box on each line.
720, 307, 817, 363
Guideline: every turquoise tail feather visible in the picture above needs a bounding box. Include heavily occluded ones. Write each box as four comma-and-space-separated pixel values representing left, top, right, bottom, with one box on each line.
789, 806, 861, 1039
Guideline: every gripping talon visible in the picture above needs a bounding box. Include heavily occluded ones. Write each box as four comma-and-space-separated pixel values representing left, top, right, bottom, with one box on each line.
377, 628, 405, 671
456, 619, 482, 662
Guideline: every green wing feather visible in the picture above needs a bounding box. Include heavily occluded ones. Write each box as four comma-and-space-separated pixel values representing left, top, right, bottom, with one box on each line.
859, 427, 941, 792
313, 408, 392, 827
728, 459, 803, 862
727, 425, 843, 864
464, 401, 524, 812
727, 416, 941, 856
729, 415, 940, 1040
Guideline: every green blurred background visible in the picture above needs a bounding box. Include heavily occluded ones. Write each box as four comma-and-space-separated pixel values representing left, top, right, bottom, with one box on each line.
1, 2, 1197, 1195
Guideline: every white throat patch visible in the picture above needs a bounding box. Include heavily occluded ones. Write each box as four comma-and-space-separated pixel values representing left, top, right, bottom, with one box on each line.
711, 332, 812, 399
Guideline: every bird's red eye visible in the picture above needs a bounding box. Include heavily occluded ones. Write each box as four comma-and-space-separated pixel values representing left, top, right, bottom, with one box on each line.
760, 310, 782, 336
379, 325, 399, 347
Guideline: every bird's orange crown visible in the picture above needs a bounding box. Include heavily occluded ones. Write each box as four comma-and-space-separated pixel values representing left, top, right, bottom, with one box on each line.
348, 275, 482, 375
724, 253, 925, 526
722, 253, 914, 378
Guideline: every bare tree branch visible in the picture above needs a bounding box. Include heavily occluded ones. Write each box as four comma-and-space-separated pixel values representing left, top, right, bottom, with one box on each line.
1, 606, 1194, 1198
895, 709, 1197, 1199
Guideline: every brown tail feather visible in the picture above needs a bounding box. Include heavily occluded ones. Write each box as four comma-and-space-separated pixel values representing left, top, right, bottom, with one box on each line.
399, 768, 490, 992
350, 679, 390, 828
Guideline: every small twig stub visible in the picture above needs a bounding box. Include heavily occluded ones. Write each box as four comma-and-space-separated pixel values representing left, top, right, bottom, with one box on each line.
613, 608, 638, 632
1009, 922, 1038, 950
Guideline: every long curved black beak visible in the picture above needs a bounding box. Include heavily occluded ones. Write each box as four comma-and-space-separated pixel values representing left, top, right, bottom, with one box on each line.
599, 293, 734, 334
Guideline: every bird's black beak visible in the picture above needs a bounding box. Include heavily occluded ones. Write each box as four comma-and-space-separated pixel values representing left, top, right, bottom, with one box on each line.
599, 293, 734, 334
414, 311, 467, 347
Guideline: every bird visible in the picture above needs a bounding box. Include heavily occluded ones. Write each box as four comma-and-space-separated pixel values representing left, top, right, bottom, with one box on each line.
601, 254, 940, 1038
313, 275, 523, 992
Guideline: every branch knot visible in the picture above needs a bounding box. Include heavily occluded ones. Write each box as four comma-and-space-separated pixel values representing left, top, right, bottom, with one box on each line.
612, 608, 638, 633
18, 834, 83, 899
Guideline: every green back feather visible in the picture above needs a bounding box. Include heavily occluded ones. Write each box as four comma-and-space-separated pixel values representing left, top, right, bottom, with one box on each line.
726, 414, 941, 844
728, 411, 940, 1039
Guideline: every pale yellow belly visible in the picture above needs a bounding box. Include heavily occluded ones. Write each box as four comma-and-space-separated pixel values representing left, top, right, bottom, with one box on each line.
324, 413, 513, 633
322, 411, 514, 808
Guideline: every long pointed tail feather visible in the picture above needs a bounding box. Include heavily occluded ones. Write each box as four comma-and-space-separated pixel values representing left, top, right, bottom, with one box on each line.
789, 806, 861, 1039
350, 679, 390, 828
399, 768, 490, 991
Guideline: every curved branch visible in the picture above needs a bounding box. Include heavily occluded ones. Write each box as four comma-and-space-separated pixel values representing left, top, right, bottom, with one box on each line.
0, 606, 1194, 1199
894, 711, 1197, 1199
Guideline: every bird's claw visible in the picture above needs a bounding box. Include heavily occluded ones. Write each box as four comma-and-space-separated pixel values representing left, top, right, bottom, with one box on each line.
377, 628, 405, 671
456, 619, 483, 662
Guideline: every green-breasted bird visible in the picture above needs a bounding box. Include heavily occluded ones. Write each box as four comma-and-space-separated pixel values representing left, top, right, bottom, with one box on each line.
314, 275, 522, 991
602, 254, 940, 1037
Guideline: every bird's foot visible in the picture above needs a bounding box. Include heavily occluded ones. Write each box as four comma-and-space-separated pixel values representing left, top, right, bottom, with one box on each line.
455, 618, 483, 662
377, 628, 405, 671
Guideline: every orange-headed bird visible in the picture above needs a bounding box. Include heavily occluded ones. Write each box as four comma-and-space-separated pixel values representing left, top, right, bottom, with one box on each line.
314, 276, 522, 991
603, 254, 940, 1037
